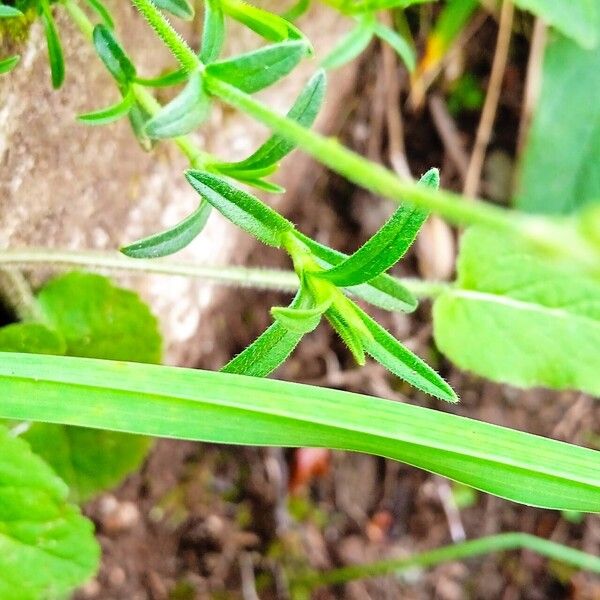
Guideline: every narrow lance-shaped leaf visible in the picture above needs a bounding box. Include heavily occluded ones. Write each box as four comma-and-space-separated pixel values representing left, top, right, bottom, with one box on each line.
128, 99, 155, 151
322, 14, 375, 70
325, 300, 368, 365
223, 289, 309, 376
121, 202, 211, 258
220, 0, 310, 49
135, 67, 188, 87
93, 24, 137, 85
271, 280, 332, 334
78, 91, 134, 126
283, 0, 311, 21
85, 0, 115, 28
40, 0, 65, 89
296, 232, 417, 312
373, 21, 415, 72
150, 0, 195, 20
145, 72, 210, 138
0, 5, 23, 17
355, 303, 458, 403
1, 353, 599, 511
214, 70, 327, 173
0, 55, 19, 74
316, 168, 437, 286
205, 41, 309, 94
185, 170, 295, 247
200, 0, 225, 63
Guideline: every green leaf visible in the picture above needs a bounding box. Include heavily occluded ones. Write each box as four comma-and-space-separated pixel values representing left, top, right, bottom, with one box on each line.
316, 168, 435, 286
232, 176, 286, 194
271, 282, 331, 334
37, 272, 162, 363
283, 0, 311, 21
145, 72, 210, 138
128, 98, 155, 151
0, 425, 99, 600
373, 21, 415, 72
220, 0, 309, 48
24, 273, 162, 501
433, 226, 600, 396
511, 0, 598, 49
135, 66, 188, 87
516, 34, 600, 214
0, 322, 66, 354
355, 304, 458, 403
121, 202, 211, 258
295, 232, 418, 312
213, 70, 327, 173
23, 425, 152, 503
321, 14, 375, 70
78, 91, 133, 126
1, 353, 600, 511
93, 24, 136, 85
200, 0, 225, 63
185, 170, 295, 247
40, 0, 65, 89
325, 301, 367, 365
150, 0, 195, 20
205, 41, 308, 94
85, 0, 115, 28
0, 55, 19, 74
0, 5, 23, 17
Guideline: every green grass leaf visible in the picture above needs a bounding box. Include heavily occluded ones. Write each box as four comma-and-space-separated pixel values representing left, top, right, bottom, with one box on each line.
205, 41, 308, 94
146, 72, 210, 138
150, 0, 194, 20
1, 353, 599, 511
213, 70, 327, 173
40, 0, 65, 89
315, 168, 436, 286
200, 0, 225, 63
0, 425, 99, 600
295, 232, 418, 312
322, 14, 375, 70
93, 24, 137, 85
78, 91, 134, 126
0, 55, 20, 74
185, 170, 295, 247
121, 202, 211, 258
516, 34, 600, 214
433, 226, 600, 396
355, 304, 458, 403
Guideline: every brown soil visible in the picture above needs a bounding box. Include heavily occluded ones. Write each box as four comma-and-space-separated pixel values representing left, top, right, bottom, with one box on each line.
75, 11, 600, 600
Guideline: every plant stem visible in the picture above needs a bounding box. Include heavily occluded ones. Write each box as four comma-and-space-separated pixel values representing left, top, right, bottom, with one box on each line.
205, 77, 522, 231
290, 533, 600, 592
0, 248, 449, 299
129, 0, 201, 73
0, 269, 43, 322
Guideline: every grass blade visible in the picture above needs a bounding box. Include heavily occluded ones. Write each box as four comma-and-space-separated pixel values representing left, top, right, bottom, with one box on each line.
0, 353, 599, 511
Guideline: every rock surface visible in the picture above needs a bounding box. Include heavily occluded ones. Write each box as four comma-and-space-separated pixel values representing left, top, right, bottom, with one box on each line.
0, 2, 354, 365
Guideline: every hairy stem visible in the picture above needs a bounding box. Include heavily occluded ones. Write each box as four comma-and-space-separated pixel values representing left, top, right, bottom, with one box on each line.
291, 533, 600, 591
129, 0, 201, 73
0, 248, 449, 299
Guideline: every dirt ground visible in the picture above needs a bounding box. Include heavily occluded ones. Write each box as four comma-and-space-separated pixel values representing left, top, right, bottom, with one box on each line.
75, 12, 600, 600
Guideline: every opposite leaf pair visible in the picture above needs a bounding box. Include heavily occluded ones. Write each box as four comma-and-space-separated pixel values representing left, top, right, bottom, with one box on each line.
185, 167, 457, 403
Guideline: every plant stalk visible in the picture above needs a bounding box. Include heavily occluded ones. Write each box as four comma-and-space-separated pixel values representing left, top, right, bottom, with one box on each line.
0, 248, 450, 299
290, 532, 600, 592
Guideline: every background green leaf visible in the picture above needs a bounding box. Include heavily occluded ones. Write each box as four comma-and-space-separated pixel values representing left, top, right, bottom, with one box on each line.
200, 0, 225, 63
150, 0, 194, 20
40, 0, 65, 89
0, 425, 99, 600
0, 322, 65, 355
516, 33, 600, 214
433, 226, 600, 396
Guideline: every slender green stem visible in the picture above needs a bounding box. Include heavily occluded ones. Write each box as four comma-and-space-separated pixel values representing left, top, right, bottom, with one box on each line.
63, 0, 93, 37
0, 248, 449, 299
291, 533, 600, 591
0, 269, 44, 322
205, 77, 521, 231
129, 0, 201, 73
